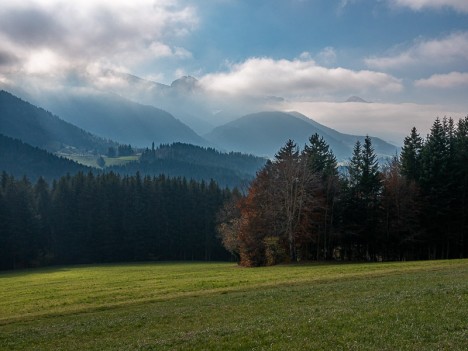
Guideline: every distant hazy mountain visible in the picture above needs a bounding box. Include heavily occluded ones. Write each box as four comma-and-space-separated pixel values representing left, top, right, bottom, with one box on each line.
205, 111, 398, 160
0, 133, 91, 181
41, 91, 208, 148
0, 90, 115, 153
345, 96, 370, 103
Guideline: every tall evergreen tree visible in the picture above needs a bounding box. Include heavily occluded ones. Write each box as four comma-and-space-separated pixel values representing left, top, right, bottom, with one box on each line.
343, 137, 381, 260
301, 134, 338, 260
400, 127, 423, 181
419, 118, 453, 258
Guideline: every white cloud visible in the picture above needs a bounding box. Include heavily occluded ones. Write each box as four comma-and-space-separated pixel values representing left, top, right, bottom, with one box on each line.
365, 32, 468, 70
390, 0, 468, 13
315, 47, 337, 66
0, 0, 198, 78
200, 56, 403, 98
415, 71, 468, 88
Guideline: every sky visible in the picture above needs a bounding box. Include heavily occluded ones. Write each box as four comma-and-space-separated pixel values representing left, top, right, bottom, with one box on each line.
0, 0, 467, 144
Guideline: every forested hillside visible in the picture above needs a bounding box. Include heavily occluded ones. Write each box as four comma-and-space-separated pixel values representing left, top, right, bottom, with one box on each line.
0, 90, 116, 153
0, 134, 91, 182
0, 172, 231, 270
110, 142, 266, 188
41, 91, 208, 147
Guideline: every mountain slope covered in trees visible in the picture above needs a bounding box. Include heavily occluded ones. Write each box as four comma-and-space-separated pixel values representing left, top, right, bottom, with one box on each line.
0, 134, 91, 181
0, 90, 116, 153
205, 111, 398, 160
110, 143, 266, 188
40, 91, 208, 147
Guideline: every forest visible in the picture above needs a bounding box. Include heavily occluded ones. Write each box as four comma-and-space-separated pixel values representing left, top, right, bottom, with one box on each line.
1, 116, 467, 270
110, 142, 265, 188
0, 171, 231, 270
218, 116, 468, 266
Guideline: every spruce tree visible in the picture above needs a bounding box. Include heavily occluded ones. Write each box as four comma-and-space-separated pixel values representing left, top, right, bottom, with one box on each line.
400, 127, 423, 181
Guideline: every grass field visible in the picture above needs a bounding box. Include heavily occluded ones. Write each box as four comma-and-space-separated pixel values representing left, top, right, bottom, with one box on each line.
0, 260, 467, 350
63, 154, 139, 168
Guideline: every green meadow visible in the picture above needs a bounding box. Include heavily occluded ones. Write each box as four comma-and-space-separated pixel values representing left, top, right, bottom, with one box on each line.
0, 260, 467, 350
64, 154, 139, 168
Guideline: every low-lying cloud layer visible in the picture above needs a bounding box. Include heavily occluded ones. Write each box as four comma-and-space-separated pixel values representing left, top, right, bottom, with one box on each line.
415, 71, 468, 88
279, 100, 467, 145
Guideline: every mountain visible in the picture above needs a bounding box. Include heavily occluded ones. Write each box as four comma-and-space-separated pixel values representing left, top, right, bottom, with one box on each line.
204, 111, 398, 160
40, 91, 208, 148
171, 76, 200, 92
0, 134, 91, 181
345, 96, 370, 103
0, 90, 116, 153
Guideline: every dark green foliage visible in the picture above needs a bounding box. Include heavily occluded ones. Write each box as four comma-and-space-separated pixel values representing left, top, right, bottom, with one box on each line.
340, 136, 382, 260
0, 134, 91, 182
400, 127, 423, 181
112, 142, 266, 188
107, 147, 117, 158
0, 172, 231, 270
117, 144, 134, 156
303, 133, 338, 178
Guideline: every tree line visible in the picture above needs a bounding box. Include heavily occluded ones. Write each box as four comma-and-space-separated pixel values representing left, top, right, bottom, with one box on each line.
0, 171, 232, 270
111, 142, 266, 188
218, 116, 468, 266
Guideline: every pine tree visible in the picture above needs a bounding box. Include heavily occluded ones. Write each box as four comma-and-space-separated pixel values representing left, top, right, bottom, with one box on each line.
400, 127, 423, 181
419, 117, 453, 258
301, 134, 338, 260
453, 116, 468, 257
343, 137, 381, 260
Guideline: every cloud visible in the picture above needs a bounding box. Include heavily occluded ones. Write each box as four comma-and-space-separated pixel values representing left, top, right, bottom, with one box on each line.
200, 56, 403, 98
280, 100, 467, 144
315, 47, 337, 66
415, 71, 468, 88
365, 32, 468, 70
0, 0, 198, 80
390, 0, 468, 13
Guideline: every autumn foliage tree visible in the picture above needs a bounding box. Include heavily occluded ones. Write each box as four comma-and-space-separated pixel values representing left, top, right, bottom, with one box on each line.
222, 136, 339, 266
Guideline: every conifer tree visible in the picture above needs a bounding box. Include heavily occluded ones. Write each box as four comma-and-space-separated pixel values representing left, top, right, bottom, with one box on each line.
400, 127, 423, 181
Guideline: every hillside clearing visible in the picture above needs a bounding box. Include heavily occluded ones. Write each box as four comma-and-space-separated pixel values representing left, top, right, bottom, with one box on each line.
0, 260, 467, 350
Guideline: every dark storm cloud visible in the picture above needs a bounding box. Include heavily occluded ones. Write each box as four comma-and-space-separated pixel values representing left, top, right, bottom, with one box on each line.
0, 51, 18, 67
0, 7, 66, 47
0, 1, 197, 78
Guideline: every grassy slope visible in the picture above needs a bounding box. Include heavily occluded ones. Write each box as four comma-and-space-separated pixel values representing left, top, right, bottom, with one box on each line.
0, 260, 467, 350
63, 155, 139, 168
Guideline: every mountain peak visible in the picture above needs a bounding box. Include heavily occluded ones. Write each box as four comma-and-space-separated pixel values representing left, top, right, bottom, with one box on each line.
170, 76, 199, 91
345, 96, 370, 103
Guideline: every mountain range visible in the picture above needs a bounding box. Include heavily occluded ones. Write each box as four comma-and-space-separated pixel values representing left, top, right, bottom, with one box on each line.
0, 91, 266, 187
38, 90, 207, 148
0, 83, 399, 186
